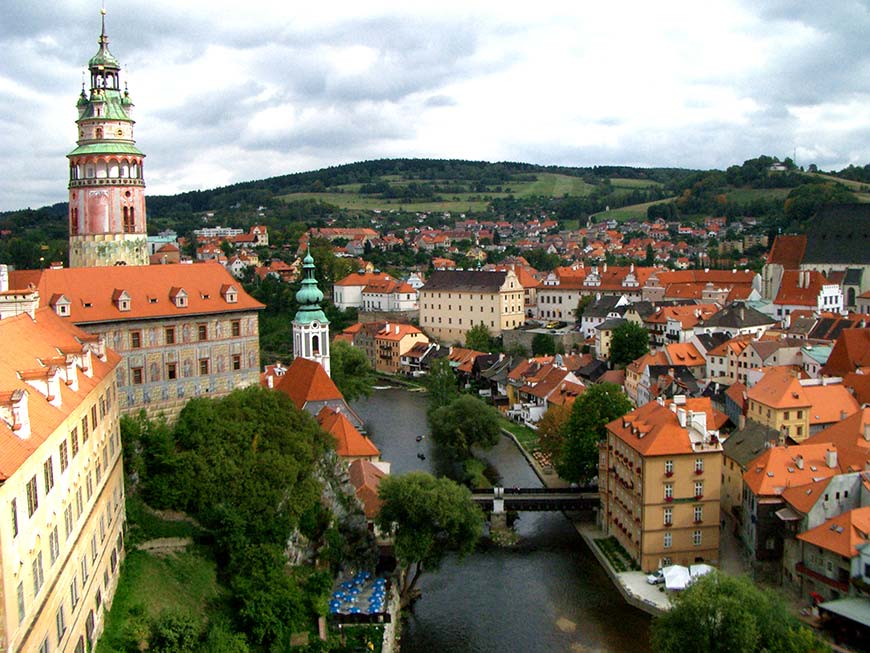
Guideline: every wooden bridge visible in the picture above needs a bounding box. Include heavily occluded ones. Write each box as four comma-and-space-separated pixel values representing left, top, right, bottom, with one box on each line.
470, 486, 599, 513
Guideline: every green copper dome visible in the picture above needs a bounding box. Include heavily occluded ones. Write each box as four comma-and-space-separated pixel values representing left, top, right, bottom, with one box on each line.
89, 11, 120, 70
294, 249, 328, 324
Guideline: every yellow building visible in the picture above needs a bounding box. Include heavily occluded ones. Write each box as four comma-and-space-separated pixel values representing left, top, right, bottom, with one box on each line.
374, 323, 429, 375
10, 264, 264, 420
600, 396, 724, 572
419, 270, 524, 343
0, 308, 125, 653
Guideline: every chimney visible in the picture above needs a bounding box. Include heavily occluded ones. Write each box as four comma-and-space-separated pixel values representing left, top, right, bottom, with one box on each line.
677, 407, 687, 428
0, 264, 7, 292
739, 305, 745, 321
864, 422, 870, 442
825, 447, 838, 469
795, 455, 804, 470
840, 410, 848, 421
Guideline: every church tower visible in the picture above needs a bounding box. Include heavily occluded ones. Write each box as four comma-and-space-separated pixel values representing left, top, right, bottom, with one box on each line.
67, 9, 149, 268
293, 250, 331, 376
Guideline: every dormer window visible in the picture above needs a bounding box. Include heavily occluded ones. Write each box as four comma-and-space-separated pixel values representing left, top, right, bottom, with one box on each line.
170, 287, 188, 308
49, 294, 71, 318
112, 289, 131, 312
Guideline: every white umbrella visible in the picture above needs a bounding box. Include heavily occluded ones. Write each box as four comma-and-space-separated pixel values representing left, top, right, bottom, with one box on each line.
689, 564, 716, 580
662, 564, 691, 591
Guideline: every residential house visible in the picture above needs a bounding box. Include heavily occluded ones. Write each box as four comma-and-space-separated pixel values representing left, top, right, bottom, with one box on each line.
721, 421, 779, 532
822, 329, 870, 377
802, 345, 833, 379
625, 351, 668, 405
272, 357, 364, 431
317, 407, 380, 463
333, 271, 400, 311
578, 295, 631, 338
773, 269, 844, 321
594, 318, 627, 361
694, 301, 777, 340
374, 323, 429, 375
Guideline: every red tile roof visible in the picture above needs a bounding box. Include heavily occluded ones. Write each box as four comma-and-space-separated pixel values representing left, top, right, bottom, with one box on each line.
9, 263, 263, 323
317, 407, 380, 459
348, 459, 387, 519
774, 270, 831, 307
767, 234, 807, 268
797, 507, 870, 558
822, 329, 870, 376
608, 401, 698, 456
274, 358, 343, 408
804, 408, 870, 472
743, 443, 842, 497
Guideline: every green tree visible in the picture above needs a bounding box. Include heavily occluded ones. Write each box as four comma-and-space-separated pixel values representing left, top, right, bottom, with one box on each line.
376, 472, 483, 607
148, 611, 201, 653
426, 357, 459, 413
573, 294, 593, 321
465, 323, 493, 352
557, 383, 632, 483
330, 340, 375, 402
536, 403, 572, 464
651, 572, 828, 653
609, 322, 650, 368
429, 395, 501, 458
532, 333, 557, 356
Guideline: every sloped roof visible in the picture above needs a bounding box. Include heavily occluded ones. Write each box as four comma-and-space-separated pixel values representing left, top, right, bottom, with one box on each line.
803, 384, 859, 426
722, 421, 779, 468
9, 263, 263, 324
766, 234, 807, 268
797, 507, 870, 558
699, 302, 775, 329
336, 271, 397, 287
802, 204, 870, 265
843, 372, 870, 405
664, 342, 705, 367
822, 328, 870, 376
607, 400, 698, 456
746, 367, 810, 409
317, 407, 380, 459
781, 477, 833, 515
348, 459, 387, 519
743, 443, 842, 497
421, 270, 511, 292
774, 270, 831, 306
0, 309, 121, 480
274, 358, 343, 408
804, 408, 870, 472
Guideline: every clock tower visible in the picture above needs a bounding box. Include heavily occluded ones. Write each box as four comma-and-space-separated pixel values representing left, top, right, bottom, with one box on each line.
67, 9, 149, 268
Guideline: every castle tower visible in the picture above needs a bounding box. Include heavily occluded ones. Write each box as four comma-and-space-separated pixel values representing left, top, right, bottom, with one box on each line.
67, 9, 149, 268
293, 250, 331, 376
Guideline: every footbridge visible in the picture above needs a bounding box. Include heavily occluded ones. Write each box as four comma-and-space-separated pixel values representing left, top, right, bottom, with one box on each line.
470, 486, 599, 513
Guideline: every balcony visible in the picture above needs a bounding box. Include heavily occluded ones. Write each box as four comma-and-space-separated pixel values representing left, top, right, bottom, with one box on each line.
795, 563, 849, 593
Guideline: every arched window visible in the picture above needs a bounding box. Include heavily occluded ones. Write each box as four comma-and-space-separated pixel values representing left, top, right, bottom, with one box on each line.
96, 161, 107, 179
120, 161, 129, 178
95, 127, 103, 139
85, 164, 95, 178
108, 160, 119, 178
71, 208, 79, 235
131, 163, 138, 178
312, 334, 320, 354
123, 207, 135, 233
848, 287, 856, 307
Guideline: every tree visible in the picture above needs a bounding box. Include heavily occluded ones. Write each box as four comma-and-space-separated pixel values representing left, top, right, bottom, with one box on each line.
536, 403, 572, 463
609, 321, 649, 368
557, 383, 631, 483
426, 357, 459, 413
429, 395, 501, 458
376, 472, 483, 607
330, 340, 375, 402
532, 333, 556, 356
465, 323, 493, 352
651, 572, 827, 653
573, 294, 593, 321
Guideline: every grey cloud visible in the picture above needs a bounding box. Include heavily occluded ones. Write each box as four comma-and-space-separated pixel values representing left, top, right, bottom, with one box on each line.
425, 94, 456, 108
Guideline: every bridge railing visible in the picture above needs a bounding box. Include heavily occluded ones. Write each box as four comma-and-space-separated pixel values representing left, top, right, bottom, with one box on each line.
471, 485, 598, 495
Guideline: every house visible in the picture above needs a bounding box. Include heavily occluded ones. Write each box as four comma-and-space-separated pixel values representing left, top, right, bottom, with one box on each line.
272, 357, 364, 431
802, 344, 833, 379
419, 269, 524, 343
333, 271, 400, 311
705, 336, 754, 385
663, 342, 706, 379
373, 323, 429, 375
317, 407, 380, 462
624, 351, 669, 405
361, 280, 419, 313
694, 301, 777, 340
594, 317, 627, 360
599, 396, 724, 572
0, 309, 126, 653
773, 270, 844, 321
822, 329, 870, 377
511, 363, 584, 427
8, 263, 264, 420
721, 421, 779, 531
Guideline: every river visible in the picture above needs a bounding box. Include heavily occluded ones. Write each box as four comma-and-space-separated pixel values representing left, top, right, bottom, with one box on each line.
352, 388, 651, 653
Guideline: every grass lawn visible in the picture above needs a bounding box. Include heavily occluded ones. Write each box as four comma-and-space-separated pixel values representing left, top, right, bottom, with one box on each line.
98, 548, 224, 652
498, 417, 540, 452
594, 536, 639, 572
609, 178, 663, 189
592, 197, 677, 222
724, 187, 791, 203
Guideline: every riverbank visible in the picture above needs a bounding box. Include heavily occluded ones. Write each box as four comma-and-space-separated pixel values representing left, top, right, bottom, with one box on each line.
500, 426, 670, 616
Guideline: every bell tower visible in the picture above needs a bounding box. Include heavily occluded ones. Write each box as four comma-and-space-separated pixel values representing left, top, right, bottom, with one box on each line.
67, 9, 148, 268
293, 250, 331, 376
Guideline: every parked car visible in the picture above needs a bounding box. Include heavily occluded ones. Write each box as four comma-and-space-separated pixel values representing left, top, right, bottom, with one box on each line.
646, 570, 664, 585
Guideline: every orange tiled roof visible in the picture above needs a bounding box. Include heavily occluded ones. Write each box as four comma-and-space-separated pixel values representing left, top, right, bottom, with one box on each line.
746, 367, 810, 409
664, 342, 705, 367
797, 507, 870, 558
766, 234, 807, 268
706, 335, 753, 358
376, 323, 425, 342
274, 358, 343, 408
644, 304, 719, 326
804, 408, 870, 472
803, 384, 859, 426
0, 309, 121, 480
348, 459, 387, 519
335, 271, 397, 287
9, 263, 263, 323
781, 477, 833, 515
317, 407, 380, 459
774, 270, 831, 306
607, 401, 696, 456
822, 328, 870, 377
627, 351, 668, 374
843, 372, 870, 405
743, 443, 841, 497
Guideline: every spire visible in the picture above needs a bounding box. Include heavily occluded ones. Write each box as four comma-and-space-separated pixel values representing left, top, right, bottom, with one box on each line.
89, 7, 120, 73
294, 248, 329, 324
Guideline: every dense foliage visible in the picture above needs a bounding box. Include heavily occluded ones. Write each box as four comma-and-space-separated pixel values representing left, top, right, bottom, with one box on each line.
465, 323, 494, 352
429, 395, 502, 458
330, 340, 376, 402
608, 322, 650, 368
376, 472, 484, 607
552, 383, 632, 483
651, 573, 828, 653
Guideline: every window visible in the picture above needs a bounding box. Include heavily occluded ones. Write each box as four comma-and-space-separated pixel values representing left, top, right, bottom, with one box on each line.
232, 354, 241, 371
664, 459, 674, 475
784, 411, 789, 420
231, 320, 241, 337
130, 331, 141, 349
102, 446, 108, 472
11, 498, 18, 537
694, 505, 703, 523
199, 359, 210, 376
693, 530, 702, 546
27, 475, 39, 516
197, 324, 208, 341
91, 534, 98, 562
44, 457, 55, 493
17, 582, 25, 624
64, 505, 74, 540
39, 637, 49, 653
123, 206, 135, 233
167, 362, 177, 380
32, 551, 45, 594
797, 410, 803, 419
86, 474, 93, 501
664, 483, 673, 500
49, 526, 60, 565
81, 555, 88, 583
70, 427, 79, 457
694, 458, 703, 473
59, 441, 69, 472
131, 367, 143, 385
56, 604, 67, 641
95, 460, 102, 486
694, 481, 704, 498
70, 576, 79, 608
91, 405, 98, 430
663, 507, 672, 525
663, 532, 672, 549
81, 416, 89, 442
76, 488, 83, 519
165, 327, 175, 344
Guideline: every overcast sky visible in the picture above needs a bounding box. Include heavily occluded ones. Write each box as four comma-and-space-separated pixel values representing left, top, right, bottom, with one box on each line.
2, 0, 870, 211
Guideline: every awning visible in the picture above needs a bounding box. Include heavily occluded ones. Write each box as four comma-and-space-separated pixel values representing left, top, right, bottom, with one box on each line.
775, 506, 801, 522
818, 598, 870, 628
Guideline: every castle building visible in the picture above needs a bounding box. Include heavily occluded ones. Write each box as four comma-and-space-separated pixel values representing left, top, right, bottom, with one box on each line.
0, 308, 125, 653
67, 11, 148, 268
293, 251, 331, 377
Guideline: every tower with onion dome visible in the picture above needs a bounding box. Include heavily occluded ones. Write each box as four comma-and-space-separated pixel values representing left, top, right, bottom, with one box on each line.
293, 250, 331, 376
68, 9, 148, 267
